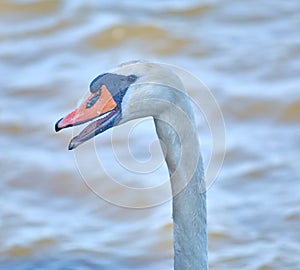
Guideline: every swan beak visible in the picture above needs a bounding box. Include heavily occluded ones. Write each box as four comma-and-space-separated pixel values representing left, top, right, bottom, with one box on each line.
55, 85, 120, 150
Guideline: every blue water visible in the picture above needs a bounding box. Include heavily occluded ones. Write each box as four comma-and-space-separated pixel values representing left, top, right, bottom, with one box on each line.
1, 0, 300, 269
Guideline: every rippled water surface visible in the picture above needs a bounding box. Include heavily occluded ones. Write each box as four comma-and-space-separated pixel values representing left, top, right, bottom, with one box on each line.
1, 0, 300, 269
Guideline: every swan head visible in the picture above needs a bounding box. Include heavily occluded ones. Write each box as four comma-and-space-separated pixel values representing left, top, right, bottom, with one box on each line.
55, 61, 183, 150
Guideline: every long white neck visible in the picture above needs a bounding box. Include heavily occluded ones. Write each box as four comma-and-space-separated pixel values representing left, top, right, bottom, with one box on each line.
117, 62, 208, 269
153, 90, 208, 270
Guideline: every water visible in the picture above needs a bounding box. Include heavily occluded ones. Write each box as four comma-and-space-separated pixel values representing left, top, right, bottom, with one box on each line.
1, 0, 300, 269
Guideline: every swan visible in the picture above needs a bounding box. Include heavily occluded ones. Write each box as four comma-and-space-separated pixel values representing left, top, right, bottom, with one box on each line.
55, 61, 208, 269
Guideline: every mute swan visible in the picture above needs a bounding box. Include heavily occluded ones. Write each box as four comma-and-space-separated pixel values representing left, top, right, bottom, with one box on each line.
55, 61, 207, 269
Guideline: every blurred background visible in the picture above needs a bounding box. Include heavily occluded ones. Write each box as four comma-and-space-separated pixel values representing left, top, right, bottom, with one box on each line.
1, 0, 300, 269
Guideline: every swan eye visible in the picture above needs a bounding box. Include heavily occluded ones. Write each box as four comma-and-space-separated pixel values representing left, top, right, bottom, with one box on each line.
86, 92, 101, 108
127, 74, 137, 83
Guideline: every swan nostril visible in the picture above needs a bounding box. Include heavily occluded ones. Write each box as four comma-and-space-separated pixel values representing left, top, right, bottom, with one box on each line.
86, 92, 101, 108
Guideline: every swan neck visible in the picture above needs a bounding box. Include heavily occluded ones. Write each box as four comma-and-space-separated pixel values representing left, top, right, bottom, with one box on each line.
154, 100, 208, 269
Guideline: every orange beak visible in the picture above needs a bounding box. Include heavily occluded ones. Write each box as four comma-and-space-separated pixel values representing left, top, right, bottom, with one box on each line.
55, 85, 120, 150
56, 85, 117, 130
